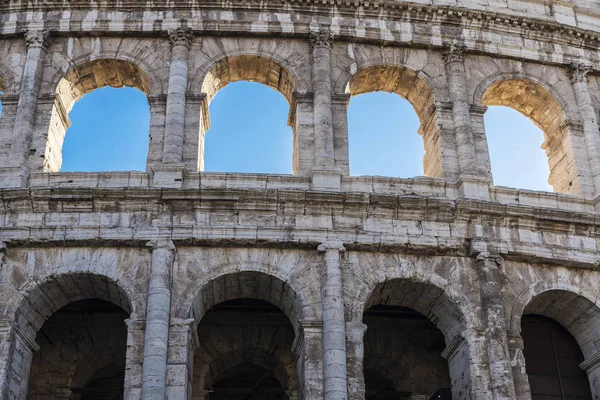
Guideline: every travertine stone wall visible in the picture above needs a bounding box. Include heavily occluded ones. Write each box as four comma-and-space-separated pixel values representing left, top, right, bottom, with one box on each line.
1, 0, 600, 399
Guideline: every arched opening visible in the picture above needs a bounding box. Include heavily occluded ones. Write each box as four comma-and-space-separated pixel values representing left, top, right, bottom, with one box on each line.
515, 289, 600, 398
39, 59, 151, 172
27, 299, 129, 399
3, 273, 134, 400
484, 106, 551, 191
521, 314, 592, 399
208, 362, 287, 400
363, 305, 451, 399
60, 87, 150, 172
200, 55, 296, 174
193, 299, 297, 399
347, 92, 424, 177
481, 79, 583, 194
345, 66, 440, 178
203, 82, 293, 174
189, 272, 303, 399
362, 279, 464, 400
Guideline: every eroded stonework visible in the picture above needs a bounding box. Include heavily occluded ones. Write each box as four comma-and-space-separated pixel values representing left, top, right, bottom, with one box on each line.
0, 0, 600, 399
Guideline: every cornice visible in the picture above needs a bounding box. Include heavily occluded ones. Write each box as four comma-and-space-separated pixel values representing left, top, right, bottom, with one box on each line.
1, 1, 600, 53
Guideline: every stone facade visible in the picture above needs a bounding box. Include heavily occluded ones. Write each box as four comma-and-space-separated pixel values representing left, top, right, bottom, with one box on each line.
0, 0, 599, 399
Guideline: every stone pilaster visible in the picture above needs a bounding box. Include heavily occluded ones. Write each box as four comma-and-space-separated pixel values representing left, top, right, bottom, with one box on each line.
442, 44, 478, 179
345, 321, 367, 400
146, 94, 167, 172
124, 318, 146, 400
141, 240, 175, 400
166, 318, 197, 399
475, 252, 517, 399
7, 30, 50, 186
318, 241, 348, 400
292, 320, 324, 400
567, 63, 600, 197
507, 330, 532, 400
289, 91, 316, 176
162, 28, 193, 166
0, 320, 40, 400
183, 93, 210, 172
331, 93, 351, 175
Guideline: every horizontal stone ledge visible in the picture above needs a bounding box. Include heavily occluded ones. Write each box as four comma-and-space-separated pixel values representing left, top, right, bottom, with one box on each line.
0, 231, 599, 270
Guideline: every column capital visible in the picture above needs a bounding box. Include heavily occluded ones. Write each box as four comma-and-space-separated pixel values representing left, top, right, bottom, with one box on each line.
168, 27, 194, 48
474, 251, 504, 265
441, 333, 466, 361
317, 241, 346, 253
146, 239, 176, 251
309, 29, 334, 49
567, 62, 593, 83
442, 43, 467, 64
25, 29, 50, 49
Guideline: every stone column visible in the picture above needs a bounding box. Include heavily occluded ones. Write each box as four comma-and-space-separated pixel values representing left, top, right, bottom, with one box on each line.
567, 63, 600, 196
318, 241, 348, 400
345, 321, 367, 400
442, 44, 477, 178
141, 240, 175, 400
507, 330, 532, 400
580, 352, 600, 398
475, 252, 517, 400
309, 30, 342, 191
124, 318, 146, 400
8, 30, 49, 185
292, 320, 324, 400
310, 30, 335, 169
162, 28, 193, 166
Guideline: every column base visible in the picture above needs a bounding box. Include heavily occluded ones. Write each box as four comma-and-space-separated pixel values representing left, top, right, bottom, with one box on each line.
456, 176, 491, 201
152, 165, 185, 188
310, 168, 343, 192
0, 166, 29, 188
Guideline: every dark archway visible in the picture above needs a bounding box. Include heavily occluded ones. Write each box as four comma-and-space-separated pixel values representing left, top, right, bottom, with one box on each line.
363, 305, 451, 399
27, 299, 129, 400
522, 314, 592, 400
193, 299, 298, 398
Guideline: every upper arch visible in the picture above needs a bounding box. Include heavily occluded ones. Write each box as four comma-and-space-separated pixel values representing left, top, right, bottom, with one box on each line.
180, 268, 309, 336
44, 52, 163, 100
473, 71, 580, 127
6, 270, 138, 338
191, 53, 302, 106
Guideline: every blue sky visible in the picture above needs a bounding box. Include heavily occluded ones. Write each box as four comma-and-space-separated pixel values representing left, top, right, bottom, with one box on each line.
41, 81, 551, 192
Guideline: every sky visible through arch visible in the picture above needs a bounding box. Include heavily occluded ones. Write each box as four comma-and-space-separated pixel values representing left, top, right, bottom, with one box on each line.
52, 81, 552, 192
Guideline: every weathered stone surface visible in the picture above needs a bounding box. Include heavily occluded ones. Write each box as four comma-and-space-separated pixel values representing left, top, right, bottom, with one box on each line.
0, 0, 600, 399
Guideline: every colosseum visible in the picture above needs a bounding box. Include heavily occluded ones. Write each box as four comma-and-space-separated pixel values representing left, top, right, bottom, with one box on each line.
0, 0, 599, 398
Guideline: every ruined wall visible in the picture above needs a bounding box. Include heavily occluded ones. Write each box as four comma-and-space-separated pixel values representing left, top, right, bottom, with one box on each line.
0, 0, 600, 399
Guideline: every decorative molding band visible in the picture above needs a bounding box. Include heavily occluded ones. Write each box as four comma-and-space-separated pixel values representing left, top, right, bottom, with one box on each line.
580, 351, 600, 372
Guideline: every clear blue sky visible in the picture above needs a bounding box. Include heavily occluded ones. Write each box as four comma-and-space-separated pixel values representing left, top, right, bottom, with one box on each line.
22, 81, 551, 192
